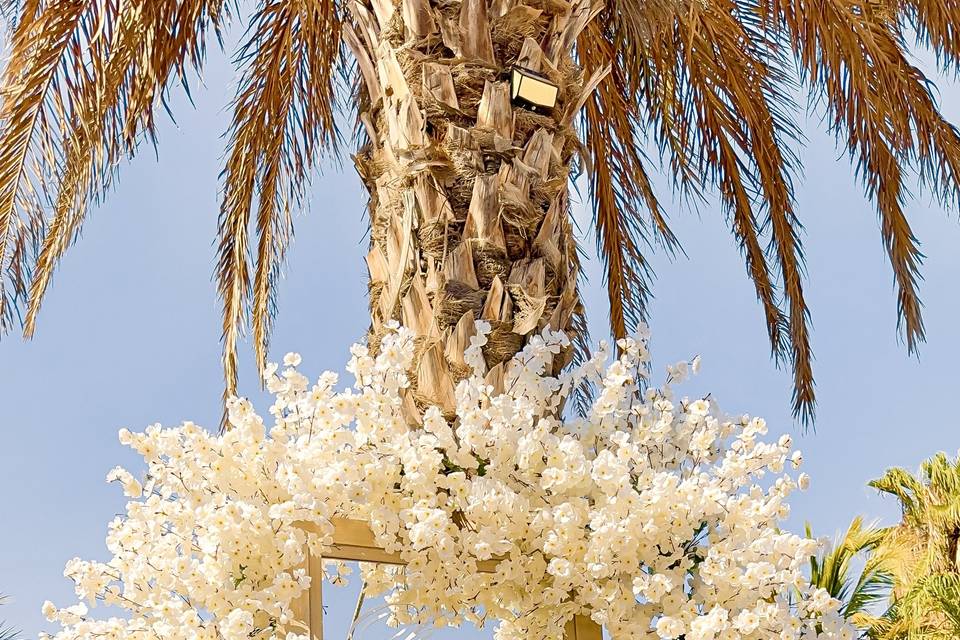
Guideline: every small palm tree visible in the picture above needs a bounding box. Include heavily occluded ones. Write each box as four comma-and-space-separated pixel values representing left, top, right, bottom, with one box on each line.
876, 573, 960, 639
3, 0, 960, 421
807, 518, 897, 632
868, 453, 960, 639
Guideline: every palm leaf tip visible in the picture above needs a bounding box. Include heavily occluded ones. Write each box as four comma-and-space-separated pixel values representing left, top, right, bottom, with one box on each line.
0, 0, 86, 336
600, 0, 960, 423
763, 0, 960, 361
1, 0, 227, 339
609, 0, 818, 420
0, 594, 18, 640
216, 0, 343, 430
578, 22, 678, 343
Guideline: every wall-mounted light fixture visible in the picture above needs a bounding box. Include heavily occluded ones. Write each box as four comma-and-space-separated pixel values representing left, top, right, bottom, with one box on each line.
510, 66, 559, 111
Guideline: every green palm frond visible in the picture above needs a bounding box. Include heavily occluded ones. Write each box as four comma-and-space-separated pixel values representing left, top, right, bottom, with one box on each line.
0, 595, 19, 640
807, 517, 895, 625
871, 453, 960, 572
933, 575, 960, 628
0, 621, 16, 640
880, 573, 960, 639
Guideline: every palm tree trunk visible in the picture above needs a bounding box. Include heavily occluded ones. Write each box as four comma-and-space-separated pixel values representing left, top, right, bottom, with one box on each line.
350, 0, 596, 418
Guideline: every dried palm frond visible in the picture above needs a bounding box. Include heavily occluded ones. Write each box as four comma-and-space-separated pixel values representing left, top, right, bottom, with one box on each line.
595, 0, 960, 422
0, 0, 87, 334
25, 1, 163, 336
578, 20, 678, 343
0, 0, 227, 337
760, 0, 960, 355
607, 0, 814, 416
216, 0, 342, 425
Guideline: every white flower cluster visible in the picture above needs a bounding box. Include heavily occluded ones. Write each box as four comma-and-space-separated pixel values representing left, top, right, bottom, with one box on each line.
43, 323, 855, 640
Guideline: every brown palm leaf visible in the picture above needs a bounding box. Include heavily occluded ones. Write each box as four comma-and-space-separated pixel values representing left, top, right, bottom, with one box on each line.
757, 0, 959, 354
216, 0, 342, 421
598, 0, 960, 421
578, 20, 679, 342
0, 0, 228, 338
0, 0, 87, 334
600, 0, 811, 413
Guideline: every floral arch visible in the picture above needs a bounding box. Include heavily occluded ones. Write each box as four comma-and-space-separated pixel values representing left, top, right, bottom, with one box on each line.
43, 325, 854, 640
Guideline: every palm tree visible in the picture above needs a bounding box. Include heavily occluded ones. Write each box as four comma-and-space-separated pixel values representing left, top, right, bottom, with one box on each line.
2, 0, 960, 422
806, 517, 897, 633
868, 453, 960, 639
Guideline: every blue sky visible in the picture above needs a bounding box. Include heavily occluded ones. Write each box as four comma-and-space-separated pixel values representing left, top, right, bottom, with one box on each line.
1, 28, 959, 640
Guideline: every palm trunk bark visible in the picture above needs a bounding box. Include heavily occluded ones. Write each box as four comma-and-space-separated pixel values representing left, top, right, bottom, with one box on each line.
349, 0, 595, 418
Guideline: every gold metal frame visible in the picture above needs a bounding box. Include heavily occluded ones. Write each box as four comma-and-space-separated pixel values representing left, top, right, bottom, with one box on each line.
291, 518, 603, 640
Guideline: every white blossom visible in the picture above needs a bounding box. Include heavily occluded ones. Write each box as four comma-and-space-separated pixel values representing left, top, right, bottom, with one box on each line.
44, 324, 852, 640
